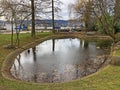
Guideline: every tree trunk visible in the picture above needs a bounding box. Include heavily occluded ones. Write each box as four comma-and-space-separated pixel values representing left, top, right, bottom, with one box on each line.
52, 0, 55, 33
11, 17, 14, 46
31, 0, 35, 37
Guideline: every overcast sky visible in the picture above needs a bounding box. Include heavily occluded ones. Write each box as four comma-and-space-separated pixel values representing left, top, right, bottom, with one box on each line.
60, 0, 75, 20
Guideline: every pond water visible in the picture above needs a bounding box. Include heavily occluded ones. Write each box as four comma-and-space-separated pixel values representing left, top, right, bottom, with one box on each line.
10, 38, 109, 83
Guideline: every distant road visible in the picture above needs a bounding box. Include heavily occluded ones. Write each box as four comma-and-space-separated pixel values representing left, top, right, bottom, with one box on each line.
0, 30, 51, 34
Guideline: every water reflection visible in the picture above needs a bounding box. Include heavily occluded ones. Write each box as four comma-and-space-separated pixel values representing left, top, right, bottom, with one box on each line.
32, 47, 36, 62
52, 39, 55, 52
10, 38, 109, 83
84, 40, 89, 48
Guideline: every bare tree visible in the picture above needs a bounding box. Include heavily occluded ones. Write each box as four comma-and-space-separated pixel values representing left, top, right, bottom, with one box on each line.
35, 0, 62, 33
52, 0, 55, 33
69, 0, 120, 43
0, 0, 62, 44
69, 0, 95, 31
92, 0, 118, 42
0, 0, 31, 47
31, 0, 35, 37
0, 0, 18, 47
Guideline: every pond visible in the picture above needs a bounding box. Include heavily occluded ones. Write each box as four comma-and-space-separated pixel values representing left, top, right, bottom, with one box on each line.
10, 38, 110, 83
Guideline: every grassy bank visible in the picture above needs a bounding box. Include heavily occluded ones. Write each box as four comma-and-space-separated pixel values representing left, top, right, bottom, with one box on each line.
0, 32, 120, 90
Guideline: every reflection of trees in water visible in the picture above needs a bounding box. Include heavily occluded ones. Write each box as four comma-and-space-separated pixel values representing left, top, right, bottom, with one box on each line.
13, 63, 17, 76
75, 64, 80, 79
11, 39, 108, 83
84, 40, 89, 48
43, 58, 107, 83
96, 40, 112, 49
16, 55, 21, 66
29, 65, 75, 83
32, 47, 36, 62
80, 40, 89, 48
52, 39, 55, 52
74, 56, 107, 78
32, 47, 38, 82
11, 55, 107, 83
11, 54, 24, 78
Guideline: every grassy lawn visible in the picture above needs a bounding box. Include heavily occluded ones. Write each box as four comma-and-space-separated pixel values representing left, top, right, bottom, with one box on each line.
113, 50, 120, 57
0, 32, 120, 90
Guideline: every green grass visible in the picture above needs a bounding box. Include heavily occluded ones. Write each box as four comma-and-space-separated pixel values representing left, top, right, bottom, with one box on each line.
113, 50, 120, 57
0, 32, 120, 90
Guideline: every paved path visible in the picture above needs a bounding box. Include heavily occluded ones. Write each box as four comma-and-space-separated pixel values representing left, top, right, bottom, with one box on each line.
0, 30, 50, 34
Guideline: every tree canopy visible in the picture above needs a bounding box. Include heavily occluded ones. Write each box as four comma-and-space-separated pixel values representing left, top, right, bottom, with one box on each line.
69, 0, 120, 42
